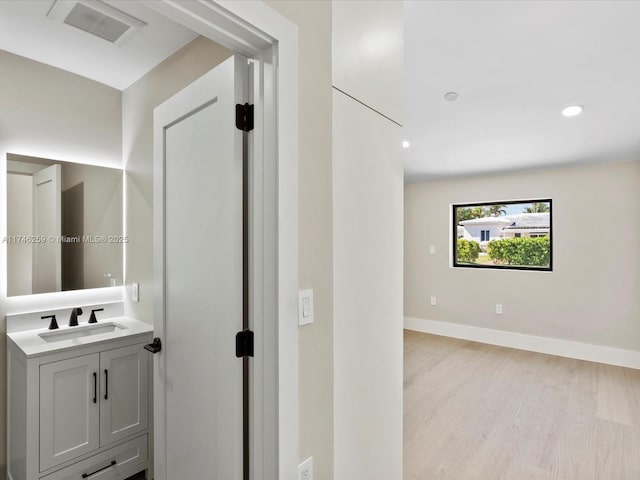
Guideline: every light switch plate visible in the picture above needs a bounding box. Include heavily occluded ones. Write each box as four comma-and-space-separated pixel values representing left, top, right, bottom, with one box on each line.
429, 245, 436, 255
132, 282, 139, 302
298, 289, 314, 326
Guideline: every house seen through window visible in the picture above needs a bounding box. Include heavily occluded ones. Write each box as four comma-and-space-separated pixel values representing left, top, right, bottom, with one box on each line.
453, 199, 552, 271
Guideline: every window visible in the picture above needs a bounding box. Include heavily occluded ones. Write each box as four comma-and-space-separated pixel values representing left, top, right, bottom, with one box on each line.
453, 199, 552, 271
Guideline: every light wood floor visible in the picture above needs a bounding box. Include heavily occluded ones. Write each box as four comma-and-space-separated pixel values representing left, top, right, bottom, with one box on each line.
404, 330, 640, 480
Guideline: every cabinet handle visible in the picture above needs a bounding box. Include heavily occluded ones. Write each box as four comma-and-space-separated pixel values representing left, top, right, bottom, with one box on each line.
93, 372, 97, 404
104, 369, 109, 400
82, 460, 117, 478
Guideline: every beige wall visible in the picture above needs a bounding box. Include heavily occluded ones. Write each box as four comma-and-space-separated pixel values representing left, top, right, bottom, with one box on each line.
0, 49, 121, 167
405, 160, 640, 351
122, 36, 232, 324
264, 2, 335, 478
0, 50, 122, 476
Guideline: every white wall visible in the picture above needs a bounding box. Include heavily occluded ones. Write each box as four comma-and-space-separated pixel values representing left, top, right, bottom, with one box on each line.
462, 223, 505, 243
333, 91, 404, 480
405, 160, 640, 352
122, 36, 232, 325
332, 2, 404, 478
332, 0, 403, 124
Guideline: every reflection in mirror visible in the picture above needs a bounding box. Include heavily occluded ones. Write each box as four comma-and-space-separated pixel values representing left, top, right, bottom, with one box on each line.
7, 153, 123, 296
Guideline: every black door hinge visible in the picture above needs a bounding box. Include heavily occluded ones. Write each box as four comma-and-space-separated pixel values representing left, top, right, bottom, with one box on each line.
235, 329, 254, 358
235, 103, 254, 132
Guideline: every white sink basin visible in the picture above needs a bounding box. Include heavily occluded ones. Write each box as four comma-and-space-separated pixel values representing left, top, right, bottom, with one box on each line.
38, 322, 127, 343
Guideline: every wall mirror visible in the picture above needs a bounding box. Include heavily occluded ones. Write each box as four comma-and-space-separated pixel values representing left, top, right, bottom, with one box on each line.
6, 153, 123, 296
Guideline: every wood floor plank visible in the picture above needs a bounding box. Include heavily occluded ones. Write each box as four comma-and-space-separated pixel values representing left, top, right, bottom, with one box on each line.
596, 363, 633, 426
404, 330, 640, 480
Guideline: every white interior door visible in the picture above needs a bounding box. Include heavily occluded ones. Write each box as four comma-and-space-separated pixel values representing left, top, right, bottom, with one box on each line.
153, 54, 248, 480
33, 164, 61, 293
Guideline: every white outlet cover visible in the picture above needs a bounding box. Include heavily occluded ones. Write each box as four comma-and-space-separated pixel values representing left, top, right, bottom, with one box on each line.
430, 296, 436, 306
298, 289, 314, 326
496, 304, 503, 314
429, 245, 436, 255
298, 456, 313, 480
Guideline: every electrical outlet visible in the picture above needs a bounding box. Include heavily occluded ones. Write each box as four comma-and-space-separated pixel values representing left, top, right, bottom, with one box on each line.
132, 282, 139, 302
496, 304, 503, 314
430, 296, 437, 306
298, 457, 313, 480
429, 245, 436, 255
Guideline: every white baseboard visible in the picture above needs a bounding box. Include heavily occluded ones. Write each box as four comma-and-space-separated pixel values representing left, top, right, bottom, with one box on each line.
404, 316, 640, 370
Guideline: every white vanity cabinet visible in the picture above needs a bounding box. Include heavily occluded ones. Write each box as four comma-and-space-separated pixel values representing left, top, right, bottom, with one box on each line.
7, 318, 152, 480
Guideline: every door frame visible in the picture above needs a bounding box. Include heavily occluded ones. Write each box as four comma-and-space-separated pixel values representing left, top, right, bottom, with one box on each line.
146, 1, 298, 479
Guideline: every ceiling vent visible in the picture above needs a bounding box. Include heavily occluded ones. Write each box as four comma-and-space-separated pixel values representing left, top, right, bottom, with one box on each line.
47, 0, 147, 45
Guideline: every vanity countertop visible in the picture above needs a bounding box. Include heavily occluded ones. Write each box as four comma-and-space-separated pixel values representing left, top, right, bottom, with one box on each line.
7, 316, 153, 358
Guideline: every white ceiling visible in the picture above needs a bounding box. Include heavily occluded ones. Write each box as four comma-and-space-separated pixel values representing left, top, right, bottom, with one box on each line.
0, 0, 198, 90
404, 1, 640, 182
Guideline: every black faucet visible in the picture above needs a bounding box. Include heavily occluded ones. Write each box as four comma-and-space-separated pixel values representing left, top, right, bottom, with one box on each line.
88, 308, 104, 324
69, 307, 83, 327
42, 315, 58, 330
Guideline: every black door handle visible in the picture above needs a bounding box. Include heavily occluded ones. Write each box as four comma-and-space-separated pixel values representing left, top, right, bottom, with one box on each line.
92, 372, 97, 404
144, 337, 162, 354
104, 369, 109, 400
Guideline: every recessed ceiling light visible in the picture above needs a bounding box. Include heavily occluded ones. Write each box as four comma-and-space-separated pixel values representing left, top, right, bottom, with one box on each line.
402, 140, 411, 149
444, 92, 459, 102
562, 105, 584, 117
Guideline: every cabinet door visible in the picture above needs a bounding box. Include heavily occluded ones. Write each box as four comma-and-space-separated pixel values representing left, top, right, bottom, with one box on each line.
40, 353, 100, 471
100, 344, 149, 446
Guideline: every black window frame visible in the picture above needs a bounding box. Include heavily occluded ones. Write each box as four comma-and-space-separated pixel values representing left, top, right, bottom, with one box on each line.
453, 199, 553, 272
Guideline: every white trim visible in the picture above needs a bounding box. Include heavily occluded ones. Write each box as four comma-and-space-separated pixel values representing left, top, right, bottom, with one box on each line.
405, 316, 640, 370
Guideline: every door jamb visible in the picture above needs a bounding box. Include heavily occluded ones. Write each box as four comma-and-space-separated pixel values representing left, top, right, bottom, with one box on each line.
145, 1, 298, 479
